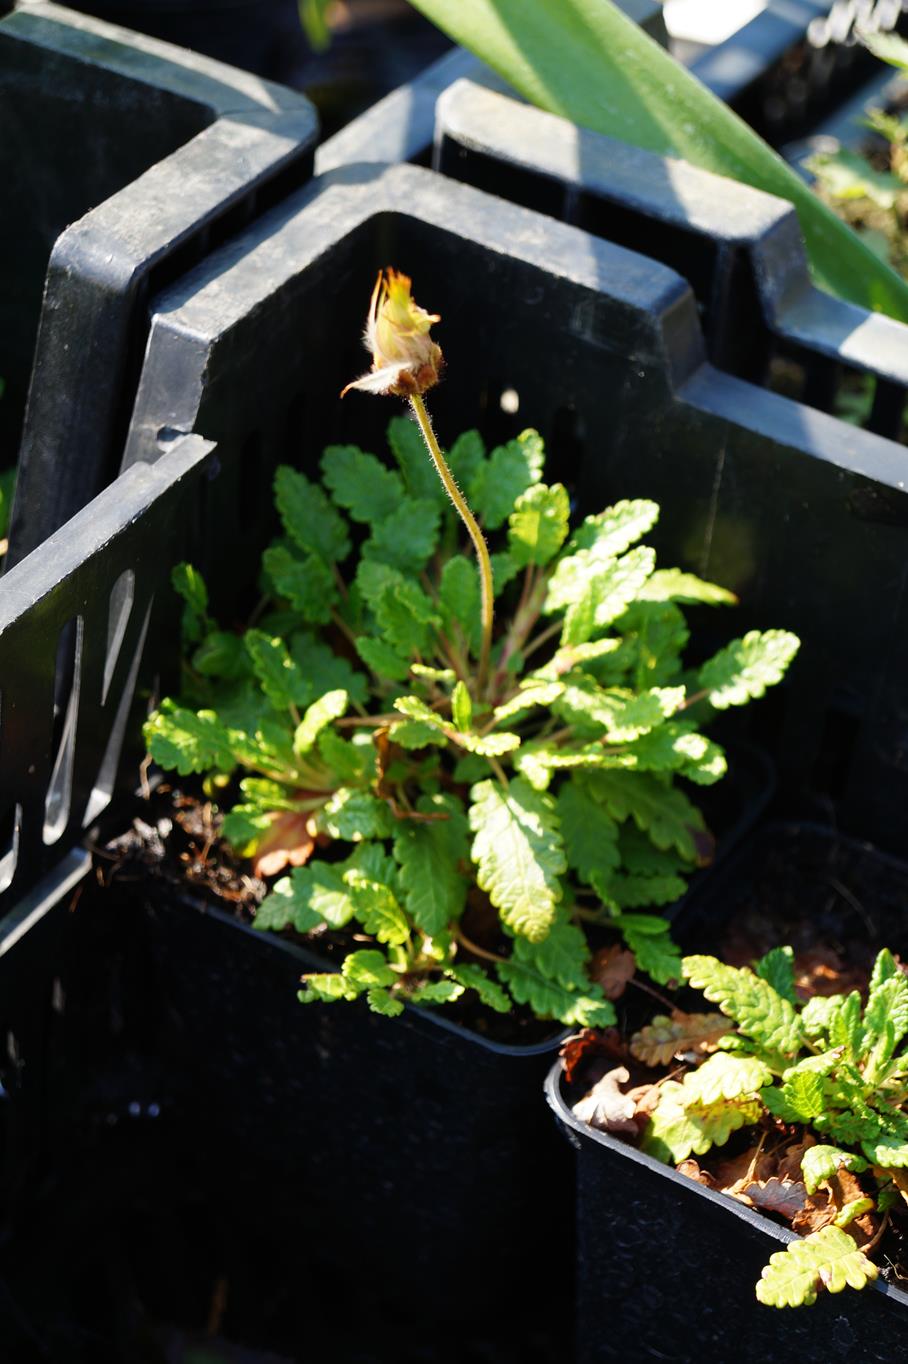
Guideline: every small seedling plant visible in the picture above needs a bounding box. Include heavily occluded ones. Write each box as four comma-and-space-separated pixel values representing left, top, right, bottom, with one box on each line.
145, 270, 798, 1026
576, 946, 908, 1308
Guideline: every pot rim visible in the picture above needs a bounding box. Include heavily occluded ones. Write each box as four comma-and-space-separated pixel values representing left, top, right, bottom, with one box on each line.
544, 1058, 908, 1309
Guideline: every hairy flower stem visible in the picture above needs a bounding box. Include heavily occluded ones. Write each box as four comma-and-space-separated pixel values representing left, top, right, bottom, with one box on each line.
409, 394, 494, 695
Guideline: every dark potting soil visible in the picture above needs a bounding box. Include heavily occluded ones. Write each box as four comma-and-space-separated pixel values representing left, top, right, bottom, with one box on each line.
90, 782, 563, 1047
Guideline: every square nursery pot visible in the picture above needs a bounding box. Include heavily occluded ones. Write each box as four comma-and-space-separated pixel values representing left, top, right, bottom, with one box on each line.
548, 821, 908, 1363
3, 161, 908, 1349
317, 3, 908, 171
1, 0, 317, 567
433, 77, 908, 443
0, 436, 214, 1232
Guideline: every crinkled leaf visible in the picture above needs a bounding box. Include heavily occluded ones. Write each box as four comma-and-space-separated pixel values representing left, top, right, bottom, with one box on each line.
639, 568, 736, 606
801, 1146, 868, 1196
615, 915, 682, 985
366, 987, 405, 1017
699, 630, 800, 709
144, 701, 235, 776
393, 793, 469, 935
289, 632, 368, 707
754, 945, 798, 1006
299, 973, 358, 1004
448, 963, 511, 1013
356, 635, 412, 681
362, 497, 441, 574
172, 562, 209, 641
321, 444, 404, 523
245, 631, 310, 711
611, 600, 690, 689
583, 770, 706, 863
473, 429, 545, 529
345, 871, 410, 945
552, 546, 657, 645
683, 956, 804, 1056
262, 544, 336, 624
494, 681, 564, 724
568, 499, 659, 558
319, 789, 394, 841
192, 630, 250, 680
293, 689, 348, 756
630, 1012, 730, 1067
220, 805, 278, 856
625, 724, 727, 785
342, 949, 397, 988
469, 777, 565, 941
508, 482, 570, 566
756, 1226, 877, 1308
409, 979, 465, 1005
606, 873, 686, 909
763, 1072, 826, 1124
864, 969, 908, 1056
644, 1071, 764, 1163
274, 464, 350, 564
260, 862, 356, 930
440, 554, 481, 655
497, 957, 614, 1027
511, 915, 591, 991
557, 779, 620, 883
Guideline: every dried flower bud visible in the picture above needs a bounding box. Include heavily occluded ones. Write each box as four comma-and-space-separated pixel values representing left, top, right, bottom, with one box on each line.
341, 268, 443, 398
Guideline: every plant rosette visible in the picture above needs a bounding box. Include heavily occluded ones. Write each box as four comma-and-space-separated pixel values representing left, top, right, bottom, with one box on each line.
563, 942, 908, 1315
144, 270, 799, 1030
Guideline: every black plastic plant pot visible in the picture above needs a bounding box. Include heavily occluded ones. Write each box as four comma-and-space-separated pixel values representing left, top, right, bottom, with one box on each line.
547, 1061, 908, 1364
434, 77, 908, 443
52, 868, 573, 1345
1, 0, 317, 567
548, 820, 908, 1361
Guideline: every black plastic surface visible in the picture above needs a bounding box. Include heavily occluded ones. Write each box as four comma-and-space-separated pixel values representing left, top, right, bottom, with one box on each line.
1, 0, 317, 567
435, 78, 908, 441
0, 434, 215, 907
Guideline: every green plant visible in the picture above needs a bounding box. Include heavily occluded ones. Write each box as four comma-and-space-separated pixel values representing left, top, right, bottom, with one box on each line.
404, 0, 908, 321
638, 946, 908, 1307
145, 271, 798, 1026
808, 31, 908, 283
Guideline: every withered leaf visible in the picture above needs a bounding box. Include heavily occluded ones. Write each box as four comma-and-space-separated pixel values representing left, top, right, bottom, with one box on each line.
714, 1143, 775, 1191
559, 1028, 629, 1084
572, 1066, 639, 1135
590, 945, 636, 1001
629, 1010, 730, 1067
627, 1082, 661, 1120
775, 1134, 817, 1183
676, 1158, 716, 1188
739, 1177, 809, 1221
252, 811, 315, 879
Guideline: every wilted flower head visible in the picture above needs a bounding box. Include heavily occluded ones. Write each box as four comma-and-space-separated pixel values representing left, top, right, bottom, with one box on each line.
341, 268, 443, 399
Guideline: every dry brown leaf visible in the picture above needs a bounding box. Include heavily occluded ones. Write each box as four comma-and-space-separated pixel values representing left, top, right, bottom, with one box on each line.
629, 1010, 730, 1067
559, 1028, 629, 1084
791, 1190, 836, 1235
627, 1083, 662, 1120
572, 1066, 639, 1135
775, 1134, 817, 1183
713, 1143, 775, 1192
252, 811, 315, 879
676, 1159, 716, 1188
590, 945, 636, 1001
739, 1177, 809, 1221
